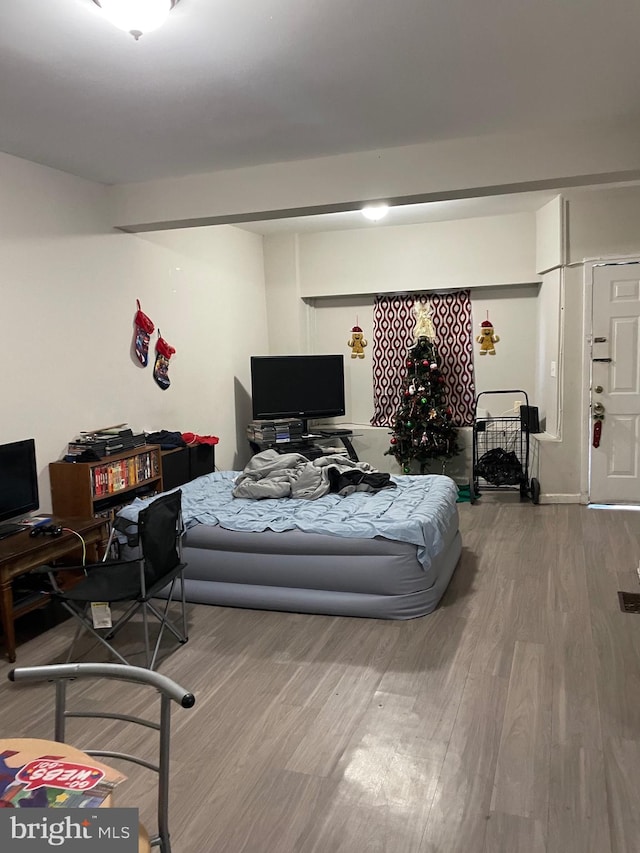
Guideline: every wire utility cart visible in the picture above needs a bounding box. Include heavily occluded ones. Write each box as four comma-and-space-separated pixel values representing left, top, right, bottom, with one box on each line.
471, 390, 540, 504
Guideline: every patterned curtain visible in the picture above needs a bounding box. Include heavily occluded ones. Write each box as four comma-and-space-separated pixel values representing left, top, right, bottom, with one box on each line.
371, 291, 475, 427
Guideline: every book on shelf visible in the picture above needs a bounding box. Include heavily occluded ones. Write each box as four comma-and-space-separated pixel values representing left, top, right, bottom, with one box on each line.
91, 450, 159, 498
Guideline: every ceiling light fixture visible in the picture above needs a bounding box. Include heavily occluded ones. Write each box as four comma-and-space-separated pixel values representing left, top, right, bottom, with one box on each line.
92, 0, 181, 41
361, 204, 390, 222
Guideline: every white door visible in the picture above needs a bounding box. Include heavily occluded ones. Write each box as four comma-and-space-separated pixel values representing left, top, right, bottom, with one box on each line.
589, 262, 640, 504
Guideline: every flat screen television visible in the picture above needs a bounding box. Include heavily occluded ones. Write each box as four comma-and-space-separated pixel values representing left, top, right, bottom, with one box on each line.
0, 438, 39, 535
250, 354, 345, 429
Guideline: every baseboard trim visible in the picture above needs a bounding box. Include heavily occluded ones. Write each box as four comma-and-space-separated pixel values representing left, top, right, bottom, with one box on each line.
541, 493, 582, 504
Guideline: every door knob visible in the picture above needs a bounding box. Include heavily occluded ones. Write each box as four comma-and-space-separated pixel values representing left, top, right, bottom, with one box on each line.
593, 402, 605, 416
593, 385, 604, 394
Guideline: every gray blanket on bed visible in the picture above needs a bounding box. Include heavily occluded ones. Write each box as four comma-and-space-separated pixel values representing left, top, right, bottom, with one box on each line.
231, 449, 390, 500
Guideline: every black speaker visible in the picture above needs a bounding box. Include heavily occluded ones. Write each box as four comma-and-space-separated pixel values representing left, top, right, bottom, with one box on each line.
161, 447, 190, 491
520, 405, 540, 433
189, 444, 215, 479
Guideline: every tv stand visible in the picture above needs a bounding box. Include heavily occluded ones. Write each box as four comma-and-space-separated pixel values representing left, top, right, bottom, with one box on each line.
314, 430, 358, 461
248, 428, 358, 462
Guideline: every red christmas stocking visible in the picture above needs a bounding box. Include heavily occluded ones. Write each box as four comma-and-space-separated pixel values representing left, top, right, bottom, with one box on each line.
133, 299, 155, 366
153, 330, 176, 390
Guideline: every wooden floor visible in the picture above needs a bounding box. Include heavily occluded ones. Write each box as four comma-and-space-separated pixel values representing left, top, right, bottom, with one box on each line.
1, 502, 640, 852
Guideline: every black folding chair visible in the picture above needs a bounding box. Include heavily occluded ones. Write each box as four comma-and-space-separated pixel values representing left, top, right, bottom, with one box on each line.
9, 662, 196, 853
44, 490, 188, 670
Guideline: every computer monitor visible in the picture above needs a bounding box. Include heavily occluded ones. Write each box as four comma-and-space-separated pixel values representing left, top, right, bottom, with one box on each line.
0, 438, 39, 536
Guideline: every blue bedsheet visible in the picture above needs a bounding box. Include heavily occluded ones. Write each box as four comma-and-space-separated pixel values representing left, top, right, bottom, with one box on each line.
117, 471, 459, 571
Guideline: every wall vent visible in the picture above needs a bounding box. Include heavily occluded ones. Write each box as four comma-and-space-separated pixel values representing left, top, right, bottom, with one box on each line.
618, 591, 640, 613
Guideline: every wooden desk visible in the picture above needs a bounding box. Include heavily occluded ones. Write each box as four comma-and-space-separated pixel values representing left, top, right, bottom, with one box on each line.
0, 517, 110, 663
0, 738, 150, 852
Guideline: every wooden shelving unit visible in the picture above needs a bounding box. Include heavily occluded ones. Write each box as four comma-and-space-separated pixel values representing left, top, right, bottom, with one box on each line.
49, 445, 163, 519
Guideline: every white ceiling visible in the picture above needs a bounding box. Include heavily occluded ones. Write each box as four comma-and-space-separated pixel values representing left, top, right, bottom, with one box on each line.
1, 0, 640, 187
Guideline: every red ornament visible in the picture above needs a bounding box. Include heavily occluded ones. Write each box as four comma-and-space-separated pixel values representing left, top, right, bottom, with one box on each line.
406, 359, 414, 367
422, 359, 429, 367
390, 437, 398, 445
439, 376, 445, 384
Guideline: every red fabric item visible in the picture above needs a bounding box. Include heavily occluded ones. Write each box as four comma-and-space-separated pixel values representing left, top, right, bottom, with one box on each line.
156, 335, 176, 359
182, 432, 219, 446
134, 299, 155, 334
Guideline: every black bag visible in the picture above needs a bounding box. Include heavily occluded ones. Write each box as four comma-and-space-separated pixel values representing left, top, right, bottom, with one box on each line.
475, 448, 524, 486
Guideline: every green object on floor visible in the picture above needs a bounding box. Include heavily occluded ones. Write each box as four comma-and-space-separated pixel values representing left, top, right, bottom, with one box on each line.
457, 484, 472, 503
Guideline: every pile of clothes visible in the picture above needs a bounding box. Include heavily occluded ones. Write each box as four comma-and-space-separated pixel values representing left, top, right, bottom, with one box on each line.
232, 449, 396, 500
475, 448, 524, 486
145, 430, 218, 449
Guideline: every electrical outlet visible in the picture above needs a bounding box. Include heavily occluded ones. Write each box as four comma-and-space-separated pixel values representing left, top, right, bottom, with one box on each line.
513, 400, 522, 413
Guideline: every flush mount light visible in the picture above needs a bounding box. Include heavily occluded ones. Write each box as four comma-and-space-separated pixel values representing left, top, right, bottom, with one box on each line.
361, 204, 390, 222
92, 0, 181, 41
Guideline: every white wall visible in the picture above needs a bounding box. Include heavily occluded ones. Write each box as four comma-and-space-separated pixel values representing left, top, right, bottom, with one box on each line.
263, 216, 540, 477
131, 226, 269, 471
105, 134, 640, 503
533, 197, 564, 438
298, 212, 537, 296
308, 296, 375, 426
543, 184, 640, 500
536, 195, 564, 274
470, 286, 539, 412
532, 265, 584, 499
262, 234, 312, 355
1, 152, 267, 511
307, 287, 539, 430
109, 118, 640, 230
6, 150, 640, 507
565, 185, 640, 263
258, 186, 640, 498
348, 186, 640, 498
534, 269, 562, 436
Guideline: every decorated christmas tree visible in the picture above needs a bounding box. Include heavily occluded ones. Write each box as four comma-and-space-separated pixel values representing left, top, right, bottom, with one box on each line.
386, 303, 460, 474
